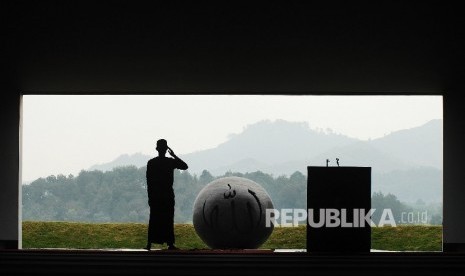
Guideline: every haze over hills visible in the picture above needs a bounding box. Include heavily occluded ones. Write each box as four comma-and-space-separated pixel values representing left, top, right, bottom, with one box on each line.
183, 120, 359, 176
89, 152, 149, 172
369, 119, 442, 169
87, 119, 443, 202
90, 119, 442, 175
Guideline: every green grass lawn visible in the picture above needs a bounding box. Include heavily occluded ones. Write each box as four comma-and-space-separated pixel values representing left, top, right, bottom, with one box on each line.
22, 221, 441, 251
371, 225, 442, 251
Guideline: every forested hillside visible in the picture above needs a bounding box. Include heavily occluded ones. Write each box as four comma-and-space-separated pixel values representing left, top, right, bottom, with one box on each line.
23, 166, 442, 224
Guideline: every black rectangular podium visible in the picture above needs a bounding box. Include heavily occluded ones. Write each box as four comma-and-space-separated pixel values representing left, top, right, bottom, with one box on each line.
307, 166, 371, 252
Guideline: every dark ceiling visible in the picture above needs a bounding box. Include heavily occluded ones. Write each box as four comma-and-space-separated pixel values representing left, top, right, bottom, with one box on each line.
3, 2, 462, 94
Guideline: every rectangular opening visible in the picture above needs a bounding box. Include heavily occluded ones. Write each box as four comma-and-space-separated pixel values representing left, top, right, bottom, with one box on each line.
21, 95, 443, 252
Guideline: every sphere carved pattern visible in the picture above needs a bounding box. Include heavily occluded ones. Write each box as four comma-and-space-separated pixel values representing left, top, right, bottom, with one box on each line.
193, 177, 274, 249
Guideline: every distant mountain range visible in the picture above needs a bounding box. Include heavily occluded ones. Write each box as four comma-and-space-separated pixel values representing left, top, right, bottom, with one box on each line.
89, 152, 150, 172
88, 119, 443, 203
91, 119, 442, 175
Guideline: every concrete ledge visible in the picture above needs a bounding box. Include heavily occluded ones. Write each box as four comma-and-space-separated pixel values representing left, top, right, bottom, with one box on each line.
444, 243, 465, 252
0, 240, 18, 250
1, 250, 465, 275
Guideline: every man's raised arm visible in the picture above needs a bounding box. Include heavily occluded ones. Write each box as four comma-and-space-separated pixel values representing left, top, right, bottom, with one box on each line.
168, 147, 188, 170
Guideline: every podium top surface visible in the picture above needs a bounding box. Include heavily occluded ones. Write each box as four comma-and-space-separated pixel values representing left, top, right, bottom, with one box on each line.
307, 166, 372, 169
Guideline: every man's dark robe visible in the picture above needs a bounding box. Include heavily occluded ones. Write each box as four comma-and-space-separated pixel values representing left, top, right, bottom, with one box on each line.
146, 156, 187, 245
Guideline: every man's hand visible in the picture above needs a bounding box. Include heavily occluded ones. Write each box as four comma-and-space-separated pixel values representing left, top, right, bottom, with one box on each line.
167, 147, 177, 158
168, 146, 188, 170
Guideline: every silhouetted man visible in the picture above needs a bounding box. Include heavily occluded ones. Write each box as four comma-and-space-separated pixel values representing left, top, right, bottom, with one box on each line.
145, 139, 188, 250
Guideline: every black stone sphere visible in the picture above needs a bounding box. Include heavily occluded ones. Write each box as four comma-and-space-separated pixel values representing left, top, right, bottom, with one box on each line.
193, 176, 274, 249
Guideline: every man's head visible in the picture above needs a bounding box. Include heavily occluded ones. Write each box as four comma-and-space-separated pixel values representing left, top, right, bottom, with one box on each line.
156, 139, 168, 155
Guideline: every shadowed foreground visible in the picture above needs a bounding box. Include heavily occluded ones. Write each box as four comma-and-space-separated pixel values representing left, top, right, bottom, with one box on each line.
1, 250, 464, 276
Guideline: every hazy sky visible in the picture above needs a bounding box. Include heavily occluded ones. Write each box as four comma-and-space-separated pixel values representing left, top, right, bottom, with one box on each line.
22, 95, 442, 182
